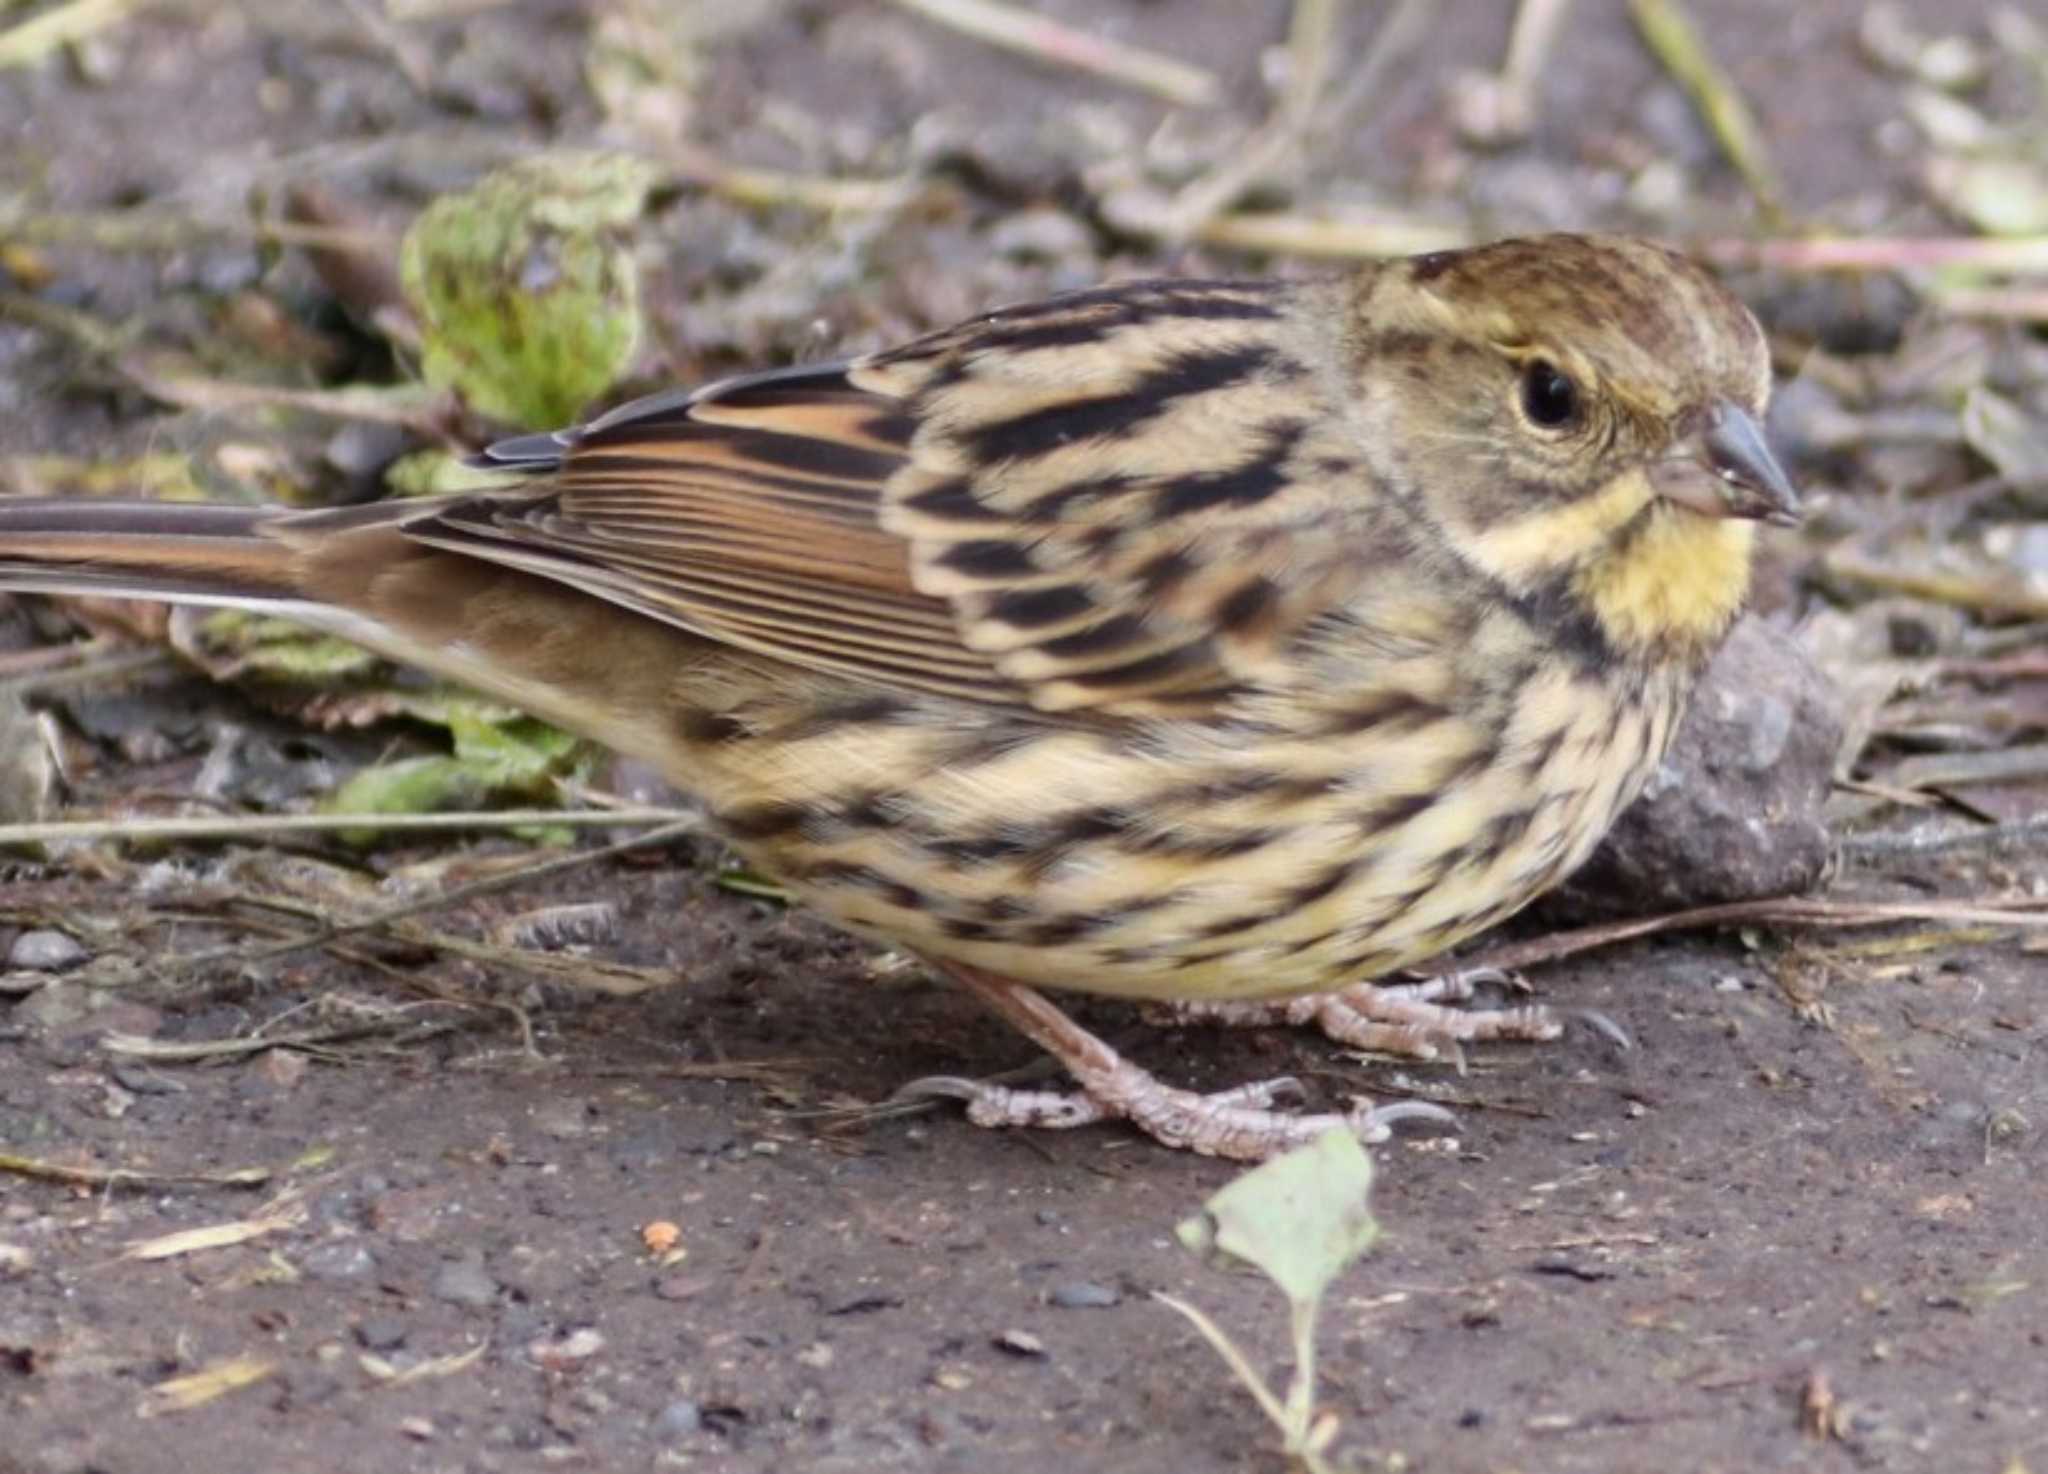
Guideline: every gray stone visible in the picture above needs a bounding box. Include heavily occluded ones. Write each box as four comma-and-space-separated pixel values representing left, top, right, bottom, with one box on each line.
8, 930, 86, 972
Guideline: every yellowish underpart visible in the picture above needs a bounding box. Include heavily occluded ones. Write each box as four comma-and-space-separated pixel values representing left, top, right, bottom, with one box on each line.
1575, 500, 1755, 656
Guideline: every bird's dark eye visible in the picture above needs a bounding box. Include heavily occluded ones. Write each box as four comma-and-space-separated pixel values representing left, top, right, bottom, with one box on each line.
1520, 360, 1579, 428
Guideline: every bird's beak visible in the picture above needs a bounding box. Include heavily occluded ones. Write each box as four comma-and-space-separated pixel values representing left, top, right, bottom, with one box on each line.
1648, 402, 1802, 527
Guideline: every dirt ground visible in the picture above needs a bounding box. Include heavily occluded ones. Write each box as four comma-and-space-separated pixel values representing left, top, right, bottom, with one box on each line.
3, 2, 2047, 1471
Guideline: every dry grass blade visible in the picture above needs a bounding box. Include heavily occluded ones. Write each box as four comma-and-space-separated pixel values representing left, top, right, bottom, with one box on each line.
1191, 210, 1468, 260
1628, 0, 1784, 218
361, 1342, 488, 1385
884, 0, 1220, 107
0, 1150, 271, 1190
136, 1354, 277, 1417
669, 150, 943, 215
121, 1189, 307, 1261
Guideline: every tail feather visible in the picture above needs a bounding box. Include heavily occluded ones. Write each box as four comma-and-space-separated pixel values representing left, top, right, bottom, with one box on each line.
0, 498, 307, 607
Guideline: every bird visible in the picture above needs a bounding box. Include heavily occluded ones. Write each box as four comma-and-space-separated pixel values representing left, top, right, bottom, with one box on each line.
0, 233, 1797, 1159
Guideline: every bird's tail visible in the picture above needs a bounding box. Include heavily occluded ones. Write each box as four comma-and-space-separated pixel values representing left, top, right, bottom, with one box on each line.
0, 497, 315, 609
0, 494, 701, 769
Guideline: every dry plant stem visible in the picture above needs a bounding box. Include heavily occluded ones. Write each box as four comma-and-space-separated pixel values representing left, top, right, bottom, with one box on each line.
101, 1020, 454, 1063
1628, 0, 1783, 218
883, 0, 1220, 107
1153, 0, 1344, 242
0, 0, 137, 69
1885, 748, 2048, 792
0, 290, 131, 357
1501, 0, 1573, 91
1313, 0, 1434, 145
0, 646, 181, 699
1932, 286, 2048, 323
1449, 0, 1573, 141
1464, 894, 2048, 975
1840, 815, 2048, 860
115, 363, 447, 431
1822, 548, 2048, 620
170, 816, 700, 976
0, 209, 384, 254
0, 806, 695, 848
337, 0, 435, 93
1153, 1291, 1338, 1474
909, 964, 1451, 1161
383, 0, 519, 18
1695, 235, 2048, 274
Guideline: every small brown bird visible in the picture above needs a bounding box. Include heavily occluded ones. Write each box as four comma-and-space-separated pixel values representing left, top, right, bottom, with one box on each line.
0, 234, 1796, 1158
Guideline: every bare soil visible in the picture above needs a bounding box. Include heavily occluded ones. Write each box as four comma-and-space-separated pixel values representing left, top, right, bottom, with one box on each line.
3, 4, 2045, 1472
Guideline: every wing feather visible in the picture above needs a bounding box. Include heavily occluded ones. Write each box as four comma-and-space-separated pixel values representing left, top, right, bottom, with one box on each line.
417, 278, 1377, 718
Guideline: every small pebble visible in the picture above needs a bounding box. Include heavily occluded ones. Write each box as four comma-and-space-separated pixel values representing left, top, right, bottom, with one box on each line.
108, 1063, 181, 1096
529, 1100, 594, 1139
354, 1316, 408, 1351
257, 1049, 309, 1091
301, 1239, 379, 1283
1048, 1281, 1120, 1309
653, 1273, 711, 1302
651, 1399, 703, 1439
432, 1251, 499, 1308
8, 930, 85, 972
993, 1328, 1046, 1358
529, 1327, 605, 1369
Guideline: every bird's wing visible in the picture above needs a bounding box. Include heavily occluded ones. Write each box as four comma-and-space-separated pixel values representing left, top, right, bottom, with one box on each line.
419, 279, 1374, 718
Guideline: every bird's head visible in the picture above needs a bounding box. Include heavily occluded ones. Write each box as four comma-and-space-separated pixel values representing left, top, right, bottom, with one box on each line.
1349, 233, 1798, 663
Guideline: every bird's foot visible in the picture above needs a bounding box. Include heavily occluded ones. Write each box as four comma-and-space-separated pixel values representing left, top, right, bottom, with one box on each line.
1148, 968, 1566, 1064
900, 963, 1454, 1161
899, 1070, 1452, 1161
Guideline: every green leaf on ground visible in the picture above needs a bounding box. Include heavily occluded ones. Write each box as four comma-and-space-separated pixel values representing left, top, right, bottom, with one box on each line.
399, 152, 658, 429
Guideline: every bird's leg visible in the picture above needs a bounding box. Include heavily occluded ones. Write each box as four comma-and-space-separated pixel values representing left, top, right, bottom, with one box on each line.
1149, 968, 1562, 1062
898, 962, 1452, 1161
